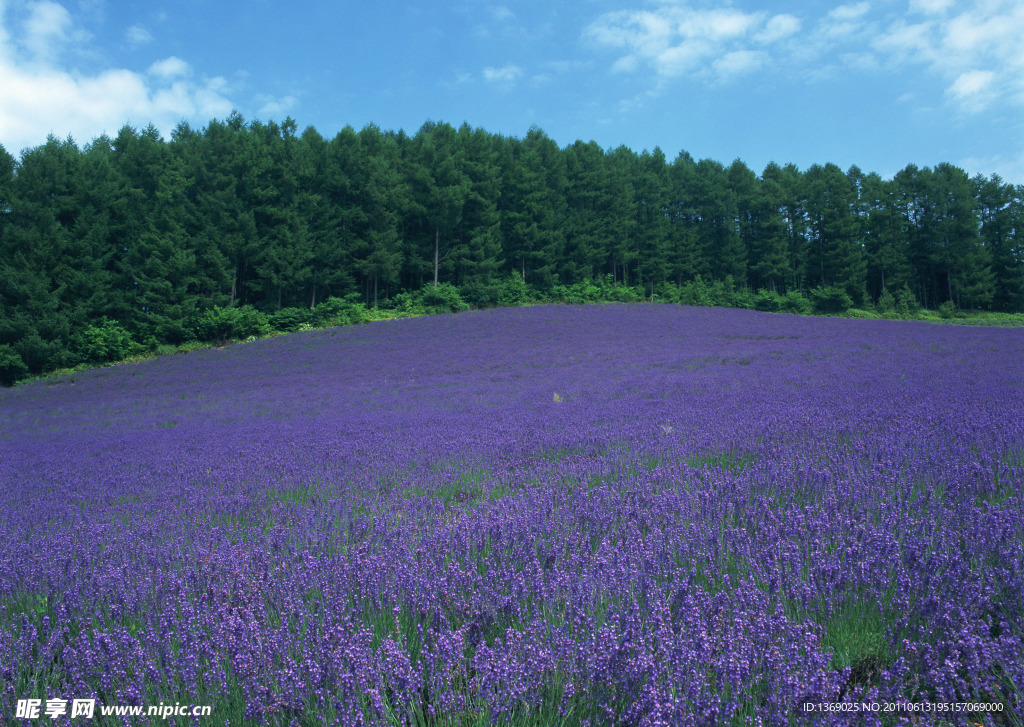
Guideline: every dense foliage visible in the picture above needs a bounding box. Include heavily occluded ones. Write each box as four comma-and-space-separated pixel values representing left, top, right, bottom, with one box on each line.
2, 115, 1024, 384
1, 305, 1021, 725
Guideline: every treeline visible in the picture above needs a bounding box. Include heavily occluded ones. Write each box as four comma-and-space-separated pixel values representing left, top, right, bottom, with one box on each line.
1, 113, 1023, 383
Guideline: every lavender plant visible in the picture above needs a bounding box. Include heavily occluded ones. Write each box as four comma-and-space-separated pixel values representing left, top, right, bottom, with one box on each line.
1, 304, 1022, 726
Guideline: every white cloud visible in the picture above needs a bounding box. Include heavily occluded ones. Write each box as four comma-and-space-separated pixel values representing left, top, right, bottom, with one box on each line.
873, 0, 1024, 111
872, 20, 936, 62
584, 4, 784, 83
909, 0, 954, 15
586, 0, 1024, 117
483, 64, 522, 82
125, 24, 153, 47
0, 0, 243, 154
256, 94, 297, 119
828, 2, 870, 22
656, 41, 712, 77
20, 0, 85, 62
754, 14, 801, 44
713, 49, 767, 78
148, 56, 190, 79
946, 69, 996, 109
685, 8, 761, 41
818, 1, 872, 39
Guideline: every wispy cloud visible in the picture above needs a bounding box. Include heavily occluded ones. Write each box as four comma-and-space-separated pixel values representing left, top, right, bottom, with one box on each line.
753, 14, 801, 44
583, 4, 798, 82
586, 0, 1024, 113
19, 0, 90, 62
483, 64, 522, 83
909, 0, 954, 15
958, 149, 1024, 186
818, 2, 872, 39
148, 56, 190, 80
873, 0, 1024, 111
489, 5, 514, 23
125, 24, 153, 47
946, 69, 996, 109
255, 94, 298, 119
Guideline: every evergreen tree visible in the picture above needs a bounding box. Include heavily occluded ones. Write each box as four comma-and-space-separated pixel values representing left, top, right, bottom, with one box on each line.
725, 158, 759, 289
860, 170, 910, 303
456, 123, 503, 290
562, 140, 608, 283
749, 163, 792, 292
605, 145, 639, 285
500, 128, 566, 290
635, 148, 672, 295
325, 125, 369, 299
408, 121, 470, 288
359, 130, 406, 306
692, 159, 745, 282
974, 173, 1022, 311
803, 163, 866, 303
667, 152, 702, 284
930, 163, 992, 309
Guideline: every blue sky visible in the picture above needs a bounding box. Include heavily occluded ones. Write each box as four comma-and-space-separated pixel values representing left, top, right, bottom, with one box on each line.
1, 0, 1022, 183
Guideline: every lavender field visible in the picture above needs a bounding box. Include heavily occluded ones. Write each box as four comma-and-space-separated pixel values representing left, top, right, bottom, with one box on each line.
1, 304, 1022, 726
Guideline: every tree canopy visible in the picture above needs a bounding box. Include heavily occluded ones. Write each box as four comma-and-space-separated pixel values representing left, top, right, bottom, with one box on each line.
1, 115, 1022, 382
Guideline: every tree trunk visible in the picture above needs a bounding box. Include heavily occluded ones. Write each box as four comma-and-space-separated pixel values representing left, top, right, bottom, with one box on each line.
230, 273, 236, 306
373, 273, 378, 308
277, 284, 282, 312
434, 228, 439, 288
311, 267, 317, 309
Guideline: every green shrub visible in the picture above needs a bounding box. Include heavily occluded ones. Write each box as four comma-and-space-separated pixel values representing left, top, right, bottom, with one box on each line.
459, 279, 502, 308
192, 305, 270, 343
781, 290, 812, 314
938, 300, 957, 319
605, 283, 643, 303
895, 284, 920, 318
877, 287, 896, 314
676, 276, 713, 306
269, 306, 312, 332
496, 273, 536, 307
809, 285, 854, 314
729, 283, 756, 310
152, 315, 191, 345
844, 308, 877, 319
0, 344, 28, 386
553, 281, 603, 305
76, 318, 141, 364
754, 289, 784, 312
310, 294, 369, 326
421, 282, 470, 313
